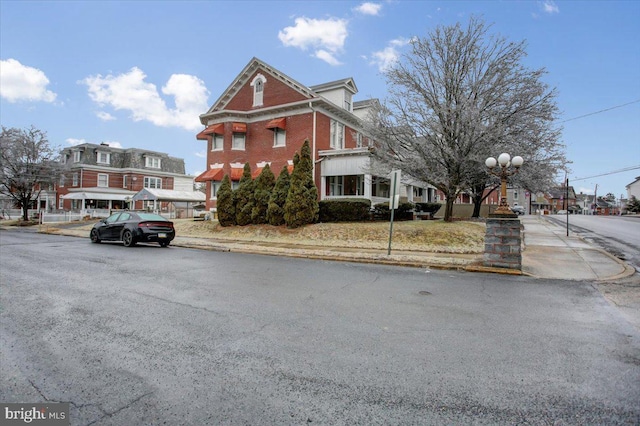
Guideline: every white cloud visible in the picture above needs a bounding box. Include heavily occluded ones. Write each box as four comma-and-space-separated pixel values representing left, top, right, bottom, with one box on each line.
66, 138, 87, 146
80, 67, 209, 132
370, 37, 412, 72
195, 151, 206, 159
0, 58, 57, 103
96, 111, 116, 121
354, 2, 382, 16
541, 0, 559, 14
315, 50, 342, 66
100, 140, 123, 148
278, 17, 348, 66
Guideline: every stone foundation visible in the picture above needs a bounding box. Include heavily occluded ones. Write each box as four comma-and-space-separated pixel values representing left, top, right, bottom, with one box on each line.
484, 217, 522, 270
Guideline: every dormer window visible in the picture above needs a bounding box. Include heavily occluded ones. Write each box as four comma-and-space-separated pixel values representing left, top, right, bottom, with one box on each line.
344, 93, 352, 112
145, 156, 161, 169
97, 151, 111, 165
73, 151, 81, 163
250, 74, 267, 107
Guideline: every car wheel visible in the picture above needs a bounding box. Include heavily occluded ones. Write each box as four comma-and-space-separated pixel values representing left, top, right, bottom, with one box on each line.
90, 229, 101, 243
122, 230, 136, 247
159, 241, 170, 247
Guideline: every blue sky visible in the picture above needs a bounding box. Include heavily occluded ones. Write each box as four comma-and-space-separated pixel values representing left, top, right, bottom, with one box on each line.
1, 0, 638, 199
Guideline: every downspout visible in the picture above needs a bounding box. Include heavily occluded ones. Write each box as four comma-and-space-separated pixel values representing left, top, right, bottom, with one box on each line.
309, 101, 317, 183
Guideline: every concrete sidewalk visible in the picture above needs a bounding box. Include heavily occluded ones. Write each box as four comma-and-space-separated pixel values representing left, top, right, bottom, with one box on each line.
169, 215, 635, 281
519, 215, 635, 281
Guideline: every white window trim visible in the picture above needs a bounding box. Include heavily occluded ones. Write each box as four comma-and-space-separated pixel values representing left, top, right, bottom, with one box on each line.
210, 181, 220, 199
330, 120, 345, 149
212, 134, 224, 151
97, 151, 111, 165
72, 173, 79, 187
273, 128, 286, 147
143, 176, 162, 189
232, 133, 246, 151
250, 73, 267, 107
145, 156, 162, 169
97, 173, 109, 188
73, 151, 81, 163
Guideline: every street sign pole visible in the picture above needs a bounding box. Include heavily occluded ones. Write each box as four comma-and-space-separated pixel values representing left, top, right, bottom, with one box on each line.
387, 170, 400, 255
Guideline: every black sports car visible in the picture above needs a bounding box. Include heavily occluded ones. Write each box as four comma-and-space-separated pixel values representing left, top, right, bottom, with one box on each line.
90, 212, 175, 247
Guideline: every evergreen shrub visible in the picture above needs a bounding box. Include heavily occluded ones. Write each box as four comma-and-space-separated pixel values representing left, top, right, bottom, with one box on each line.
318, 198, 371, 222
372, 202, 415, 221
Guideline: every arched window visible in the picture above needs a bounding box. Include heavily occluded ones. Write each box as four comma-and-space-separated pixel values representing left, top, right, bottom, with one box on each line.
250, 74, 267, 107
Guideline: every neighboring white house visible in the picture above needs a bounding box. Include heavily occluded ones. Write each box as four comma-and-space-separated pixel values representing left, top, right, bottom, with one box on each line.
626, 176, 640, 200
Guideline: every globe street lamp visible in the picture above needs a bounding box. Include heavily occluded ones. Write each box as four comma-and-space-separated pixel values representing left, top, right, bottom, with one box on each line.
485, 153, 524, 215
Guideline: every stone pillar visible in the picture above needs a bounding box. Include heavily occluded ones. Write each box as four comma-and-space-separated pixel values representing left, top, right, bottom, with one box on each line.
484, 217, 522, 270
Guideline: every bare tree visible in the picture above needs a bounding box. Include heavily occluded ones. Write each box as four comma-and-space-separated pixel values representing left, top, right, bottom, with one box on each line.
0, 126, 62, 221
365, 17, 566, 221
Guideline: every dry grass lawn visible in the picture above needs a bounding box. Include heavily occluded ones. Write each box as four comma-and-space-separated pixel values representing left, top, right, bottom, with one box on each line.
11, 218, 486, 254
174, 219, 486, 253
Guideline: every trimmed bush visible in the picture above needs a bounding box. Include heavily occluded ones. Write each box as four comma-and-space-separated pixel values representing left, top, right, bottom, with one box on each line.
235, 163, 255, 226
216, 175, 235, 226
251, 164, 275, 224
267, 165, 290, 226
284, 140, 319, 228
319, 198, 372, 222
414, 202, 442, 214
372, 202, 415, 221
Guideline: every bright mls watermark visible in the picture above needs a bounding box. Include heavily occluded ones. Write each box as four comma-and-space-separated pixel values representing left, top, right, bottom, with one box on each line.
1, 403, 69, 425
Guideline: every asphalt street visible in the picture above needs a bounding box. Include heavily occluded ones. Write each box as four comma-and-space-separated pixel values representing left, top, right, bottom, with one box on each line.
1, 230, 639, 425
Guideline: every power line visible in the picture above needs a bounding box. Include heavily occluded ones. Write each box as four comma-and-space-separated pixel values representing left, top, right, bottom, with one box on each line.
559, 99, 640, 123
573, 165, 640, 181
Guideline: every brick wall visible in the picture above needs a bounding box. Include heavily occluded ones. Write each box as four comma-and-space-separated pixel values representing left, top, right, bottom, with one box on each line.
483, 218, 522, 269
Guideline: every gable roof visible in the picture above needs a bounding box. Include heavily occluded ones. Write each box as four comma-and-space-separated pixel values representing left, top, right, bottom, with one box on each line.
203, 57, 316, 116
198, 57, 365, 127
309, 77, 358, 95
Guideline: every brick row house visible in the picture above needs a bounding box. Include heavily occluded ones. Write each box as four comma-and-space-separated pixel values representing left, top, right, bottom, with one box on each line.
58, 143, 201, 216
194, 57, 435, 212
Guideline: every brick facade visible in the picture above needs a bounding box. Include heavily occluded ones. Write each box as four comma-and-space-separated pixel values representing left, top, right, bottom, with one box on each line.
196, 58, 380, 211
58, 143, 190, 211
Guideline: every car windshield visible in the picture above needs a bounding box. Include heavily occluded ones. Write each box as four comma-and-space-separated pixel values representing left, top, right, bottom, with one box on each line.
137, 213, 169, 221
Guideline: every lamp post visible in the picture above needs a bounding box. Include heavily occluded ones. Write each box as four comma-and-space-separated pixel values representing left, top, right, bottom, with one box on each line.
485, 153, 524, 215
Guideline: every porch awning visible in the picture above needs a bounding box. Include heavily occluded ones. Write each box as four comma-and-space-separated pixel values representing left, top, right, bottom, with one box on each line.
230, 168, 244, 181
61, 192, 132, 201
132, 188, 206, 203
232, 122, 247, 133
194, 168, 224, 182
196, 123, 224, 140
266, 117, 286, 130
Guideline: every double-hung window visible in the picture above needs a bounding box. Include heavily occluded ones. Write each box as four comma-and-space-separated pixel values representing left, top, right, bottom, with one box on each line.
72, 173, 79, 187
145, 156, 161, 169
73, 151, 81, 162
210, 182, 220, 198
273, 128, 286, 147
251, 74, 266, 107
212, 134, 224, 151
232, 133, 245, 150
144, 177, 162, 189
97, 151, 110, 164
97, 174, 109, 188
330, 120, 344, 149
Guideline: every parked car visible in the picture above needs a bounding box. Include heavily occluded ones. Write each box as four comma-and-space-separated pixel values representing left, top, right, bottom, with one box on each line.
90, 212, 175, 247
556, 210, 568, 215
511, 205, 525, 215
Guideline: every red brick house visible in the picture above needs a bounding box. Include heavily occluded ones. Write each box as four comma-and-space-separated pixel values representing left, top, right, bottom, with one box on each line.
195, 57, 434, 212
58, 143, 202, 216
